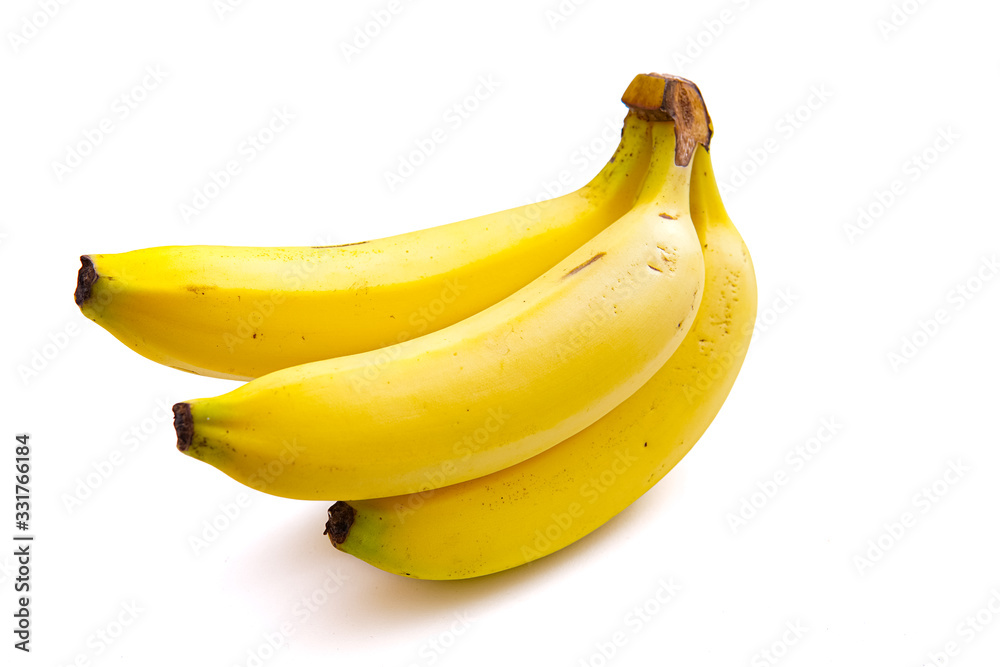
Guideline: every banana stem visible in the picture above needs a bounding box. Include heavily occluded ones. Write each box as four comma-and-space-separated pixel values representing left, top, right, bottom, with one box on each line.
632, 123, 692, 212
621, 73, 712, 167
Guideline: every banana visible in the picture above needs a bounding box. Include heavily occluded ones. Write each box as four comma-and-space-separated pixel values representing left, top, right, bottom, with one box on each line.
172, 99, 710, 501
75, 112, 654, 381
322, 137, 756, 579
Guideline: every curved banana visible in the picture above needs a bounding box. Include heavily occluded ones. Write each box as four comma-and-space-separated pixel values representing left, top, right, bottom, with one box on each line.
322, 136, 756, 578
173, 112, 709, 501
74, 113, 654, 381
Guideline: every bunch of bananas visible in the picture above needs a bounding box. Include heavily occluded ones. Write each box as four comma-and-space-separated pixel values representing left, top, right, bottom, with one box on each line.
76, 73, 756, 580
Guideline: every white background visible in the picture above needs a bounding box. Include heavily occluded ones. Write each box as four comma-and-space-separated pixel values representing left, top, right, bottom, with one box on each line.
3, 0, 1000, 665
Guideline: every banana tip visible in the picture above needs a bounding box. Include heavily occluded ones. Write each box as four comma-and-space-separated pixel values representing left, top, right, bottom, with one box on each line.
74, 256, 97, 306
173, 403, 194, 452
324, 502, 355, 547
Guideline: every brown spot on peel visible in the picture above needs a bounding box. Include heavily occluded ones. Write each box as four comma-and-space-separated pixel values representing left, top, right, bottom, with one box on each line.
658, 213, 677, 220
324, 502, 355, 547
74, 256, 97, 306
656, 244, 677, 271
621, 73, 713, 167
173, 403, 194, 451
311, 241, 369, 249
564, 252, 607, 278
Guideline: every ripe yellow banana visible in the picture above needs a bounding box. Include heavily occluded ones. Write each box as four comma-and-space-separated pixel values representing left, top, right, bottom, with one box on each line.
323, 138, 756, 579
173, 111, 710, 500
74, 113, 654, 381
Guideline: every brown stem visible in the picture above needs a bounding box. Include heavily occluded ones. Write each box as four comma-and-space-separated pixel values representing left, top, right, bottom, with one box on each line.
621, 73, 713, 167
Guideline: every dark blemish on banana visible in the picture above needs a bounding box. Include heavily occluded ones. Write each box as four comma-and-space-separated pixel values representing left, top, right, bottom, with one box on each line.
563, 252, 607, 278
311, 241, 369, 248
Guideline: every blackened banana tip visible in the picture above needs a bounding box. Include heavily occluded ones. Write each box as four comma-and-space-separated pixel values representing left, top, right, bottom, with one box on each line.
173, 403, 194, 452
324, 502, 355, 547
75, 256, 97, 306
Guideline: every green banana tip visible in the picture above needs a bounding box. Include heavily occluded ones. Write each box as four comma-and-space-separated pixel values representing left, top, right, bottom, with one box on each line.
173, 402, 194, 452
324, 502, 355, 547
74, 256, 97, 307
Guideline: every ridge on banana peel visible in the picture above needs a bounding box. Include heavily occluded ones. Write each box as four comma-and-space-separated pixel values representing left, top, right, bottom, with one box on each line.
74, 112, 654, 381
172, 84, 712, 501
322, 73, 757, 580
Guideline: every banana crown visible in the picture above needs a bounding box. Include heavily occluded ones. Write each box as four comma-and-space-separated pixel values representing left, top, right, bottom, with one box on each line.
622, 73, 712, 167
